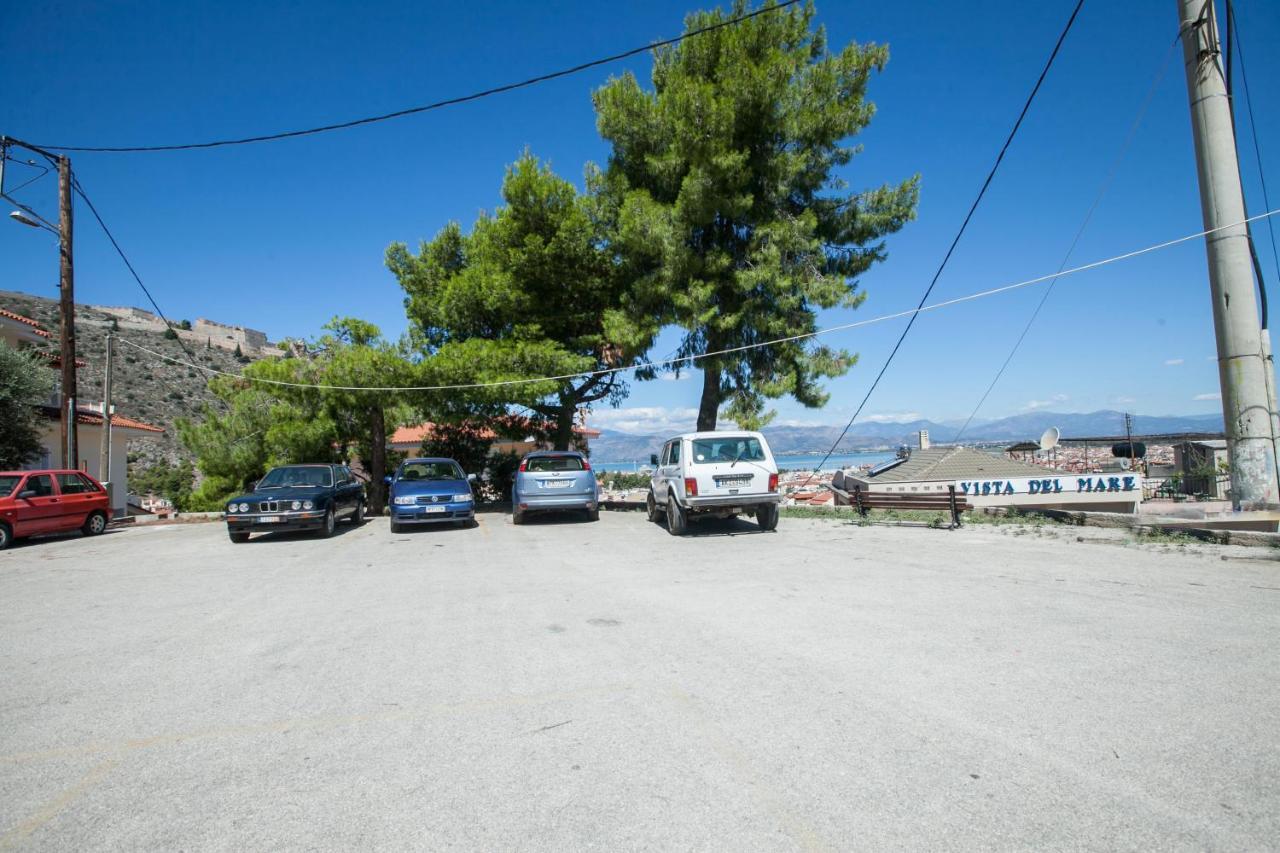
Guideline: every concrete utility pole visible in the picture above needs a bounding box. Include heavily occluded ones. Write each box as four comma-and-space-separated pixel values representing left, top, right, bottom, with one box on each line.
1177, 0, 1279, 509
57, 155, 78, 470
99, 333, 114, 502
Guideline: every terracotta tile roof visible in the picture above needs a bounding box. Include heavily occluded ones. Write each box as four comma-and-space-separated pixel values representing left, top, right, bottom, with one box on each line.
856, 447, 1049, 483
36, 405, 164, 434
392, 418, 599, 446
0, 308, 52, 338
33, 350, 88, 368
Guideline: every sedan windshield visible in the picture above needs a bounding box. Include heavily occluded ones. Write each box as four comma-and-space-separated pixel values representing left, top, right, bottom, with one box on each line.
691, 437, 766, 465
258, 466, 333, 488
0, 475, 22, 497
398, 461, 464, 481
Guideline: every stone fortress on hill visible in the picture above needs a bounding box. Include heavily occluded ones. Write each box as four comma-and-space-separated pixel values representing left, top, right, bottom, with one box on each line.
92, 304, 282, 357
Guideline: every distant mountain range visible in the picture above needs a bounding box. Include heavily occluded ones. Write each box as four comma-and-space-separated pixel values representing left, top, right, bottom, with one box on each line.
590, 410, 1225, 461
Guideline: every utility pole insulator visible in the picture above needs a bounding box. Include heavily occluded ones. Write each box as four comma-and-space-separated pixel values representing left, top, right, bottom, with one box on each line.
1177, 0, 1279, 509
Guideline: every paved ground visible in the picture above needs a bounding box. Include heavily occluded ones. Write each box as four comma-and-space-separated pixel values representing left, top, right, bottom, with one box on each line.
1, 510, 1278, 851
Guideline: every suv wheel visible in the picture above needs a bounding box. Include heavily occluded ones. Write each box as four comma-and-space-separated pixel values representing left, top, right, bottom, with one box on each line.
757, 503, 779, 532
666, 494, 687, 536
646, 491, 661, 523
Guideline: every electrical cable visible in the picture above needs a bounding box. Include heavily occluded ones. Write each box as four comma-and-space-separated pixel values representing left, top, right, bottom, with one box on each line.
796, 0, 1085, 486
950, 29, 1179, 445
109, 206, 1280, 392
31, 0, 800, 154
1225, 0, 1279, 325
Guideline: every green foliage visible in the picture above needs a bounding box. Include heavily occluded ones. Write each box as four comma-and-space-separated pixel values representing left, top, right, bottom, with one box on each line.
387, 151, 658, 448
599, 471, 651, 491
163, 328, 179, 340
129, 461, 195, 510
593, 0, 918, 428
178, 319, 193, 330
418, 422, 493, 481
482, 451, 522, 504
0, 343, 56, 468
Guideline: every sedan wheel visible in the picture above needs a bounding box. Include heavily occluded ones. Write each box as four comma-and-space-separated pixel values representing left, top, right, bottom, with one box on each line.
351, 501, 365, 525
0, 523, 10, 551
666, 495, 687, 536
228, 529, 250, 544
320, 508, 336, 538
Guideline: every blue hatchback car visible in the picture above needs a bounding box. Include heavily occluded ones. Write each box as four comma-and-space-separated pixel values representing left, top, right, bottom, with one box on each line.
387, 457, 477, 532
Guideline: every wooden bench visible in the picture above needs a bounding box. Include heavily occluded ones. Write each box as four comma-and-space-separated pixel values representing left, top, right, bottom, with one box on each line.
829, 484, 970, 529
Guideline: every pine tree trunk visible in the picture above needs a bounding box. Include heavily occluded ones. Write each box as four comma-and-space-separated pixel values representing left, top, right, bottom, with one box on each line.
369, 406, 387, 515
697, 361, 720, 431
552, 402, 575, 451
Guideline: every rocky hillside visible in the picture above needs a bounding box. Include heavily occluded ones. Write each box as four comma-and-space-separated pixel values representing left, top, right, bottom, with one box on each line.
2, 290, 269, 469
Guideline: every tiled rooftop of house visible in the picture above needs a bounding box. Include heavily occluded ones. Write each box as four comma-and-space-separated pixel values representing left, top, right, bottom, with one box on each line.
856, 447, 1050, 483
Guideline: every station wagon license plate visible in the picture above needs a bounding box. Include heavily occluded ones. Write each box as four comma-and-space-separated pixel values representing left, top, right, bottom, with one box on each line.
541, 480, 572, 488
257, 516, 283, 523
423, 506, 446, 513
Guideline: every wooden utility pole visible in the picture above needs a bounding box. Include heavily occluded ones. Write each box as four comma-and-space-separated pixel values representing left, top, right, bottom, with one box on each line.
58, 155, 78, 470
1177, 0, 1278, 508
99, 333, 114, 501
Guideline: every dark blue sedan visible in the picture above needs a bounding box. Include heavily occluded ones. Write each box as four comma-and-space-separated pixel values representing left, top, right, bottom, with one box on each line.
387, 458, 477, 532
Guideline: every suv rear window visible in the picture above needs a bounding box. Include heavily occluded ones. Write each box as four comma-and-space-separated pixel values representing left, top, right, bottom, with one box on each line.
526, 456, 586, 472
691, 437, 766, 464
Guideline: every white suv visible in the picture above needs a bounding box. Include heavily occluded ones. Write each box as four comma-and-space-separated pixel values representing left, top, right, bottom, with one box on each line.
646, 431, 781, 535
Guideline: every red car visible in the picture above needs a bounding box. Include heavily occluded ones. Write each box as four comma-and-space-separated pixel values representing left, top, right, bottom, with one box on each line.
0, 469, 111, 550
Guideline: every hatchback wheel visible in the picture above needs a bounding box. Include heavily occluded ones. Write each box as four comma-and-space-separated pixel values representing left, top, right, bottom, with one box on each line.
0, 522, 11, 551
82, 511, 108, 537
586, 507, 600, 522
666, 495, 687, 536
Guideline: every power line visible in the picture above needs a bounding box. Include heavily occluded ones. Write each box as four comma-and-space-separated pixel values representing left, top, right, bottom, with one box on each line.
951, 29, 1180, 444
799, 0, 1085, 484
110, 207, 1280, 393
31, 0, 800, 154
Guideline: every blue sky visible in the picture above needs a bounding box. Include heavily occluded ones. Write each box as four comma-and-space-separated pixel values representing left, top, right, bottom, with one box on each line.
3, 0, 1277, 434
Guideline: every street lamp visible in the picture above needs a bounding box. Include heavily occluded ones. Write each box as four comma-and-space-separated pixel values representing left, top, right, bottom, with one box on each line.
8, 208, 57, 233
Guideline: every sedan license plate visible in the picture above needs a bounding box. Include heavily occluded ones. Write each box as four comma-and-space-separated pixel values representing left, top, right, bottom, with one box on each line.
541, 480, 572, 489
423, 506, 446, 514
257, 516, 283, 524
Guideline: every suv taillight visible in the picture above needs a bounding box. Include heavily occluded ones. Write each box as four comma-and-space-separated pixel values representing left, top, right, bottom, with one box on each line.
768, 474, 779, 492
684, 477, 698, 497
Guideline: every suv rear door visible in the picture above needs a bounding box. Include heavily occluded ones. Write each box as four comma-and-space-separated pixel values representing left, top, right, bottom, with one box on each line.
688, 436, 771, 499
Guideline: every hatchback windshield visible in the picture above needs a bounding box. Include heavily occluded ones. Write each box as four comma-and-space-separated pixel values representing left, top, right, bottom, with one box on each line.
398, 460, 464, 481
691, 437, 766, 465
0, 475, 22, 497
525, 455, 586, 472
258, 466, 332, 488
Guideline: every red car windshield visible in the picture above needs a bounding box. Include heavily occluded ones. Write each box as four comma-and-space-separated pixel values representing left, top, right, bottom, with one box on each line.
0, 475, 21, 497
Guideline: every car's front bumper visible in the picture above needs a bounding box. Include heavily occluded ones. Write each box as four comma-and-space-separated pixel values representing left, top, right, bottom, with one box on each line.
226, 510, 327, 532
390, 502, 474, 523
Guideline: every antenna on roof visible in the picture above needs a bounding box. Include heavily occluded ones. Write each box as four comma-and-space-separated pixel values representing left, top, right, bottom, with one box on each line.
1039, 426, 1060, 451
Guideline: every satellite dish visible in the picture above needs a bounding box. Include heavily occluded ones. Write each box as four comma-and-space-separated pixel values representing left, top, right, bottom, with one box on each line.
1039, 426, 1060, 451
1118, 457, 1132, 471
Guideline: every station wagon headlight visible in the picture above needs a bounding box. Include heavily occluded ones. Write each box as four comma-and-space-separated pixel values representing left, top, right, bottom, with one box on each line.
291, 500, 301, 510
302, 500, 314, 510
453, 493, 473, 503
394, 495, 416, 505
238, 503, 249, 513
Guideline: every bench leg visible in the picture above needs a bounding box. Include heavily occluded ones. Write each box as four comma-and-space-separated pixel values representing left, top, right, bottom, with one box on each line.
948, 486, 961, 529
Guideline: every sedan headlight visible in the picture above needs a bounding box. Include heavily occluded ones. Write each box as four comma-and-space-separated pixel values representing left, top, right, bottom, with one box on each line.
452, 493, 473, 503
303, 500, 314, 510
291, 500, 301, 510
394, 495, 416, 506
227, 504, 238, 513
238, 503, 249, 513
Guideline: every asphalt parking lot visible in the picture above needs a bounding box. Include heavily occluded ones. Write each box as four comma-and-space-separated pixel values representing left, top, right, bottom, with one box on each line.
2, 510, 1278, 850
